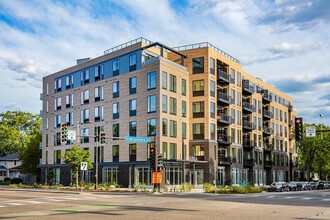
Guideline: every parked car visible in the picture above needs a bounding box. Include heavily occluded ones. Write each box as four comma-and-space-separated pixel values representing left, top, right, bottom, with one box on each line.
317, 181, 325, 190
324, 181, 330, 189
310, 181, 319, 190
300, 181, 312, 190
269, 182, 289, 192
288, 182, 297, 191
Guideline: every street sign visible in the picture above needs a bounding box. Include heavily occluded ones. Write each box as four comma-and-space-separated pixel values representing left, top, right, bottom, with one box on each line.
125, 136, 151, 143
68, 130, 76, 140
306, 126, 316, 137
152, 172, 162, 184
80, 162, 88, 171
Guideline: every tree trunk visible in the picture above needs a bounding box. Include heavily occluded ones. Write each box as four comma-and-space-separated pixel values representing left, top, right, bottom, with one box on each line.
76, 169, 79, 190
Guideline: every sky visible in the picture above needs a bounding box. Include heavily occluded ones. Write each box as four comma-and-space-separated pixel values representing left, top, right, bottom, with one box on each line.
0, 0, 329, 125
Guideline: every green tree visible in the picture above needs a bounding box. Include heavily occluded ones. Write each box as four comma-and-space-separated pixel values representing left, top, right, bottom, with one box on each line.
19, 132, 42, 181
62, 145, 93, 189
0, 111, 41, 154
298, 123, 330, 180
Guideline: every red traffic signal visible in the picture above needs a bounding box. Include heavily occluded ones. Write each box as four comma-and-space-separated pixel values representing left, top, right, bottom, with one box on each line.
100, 132, 106, 144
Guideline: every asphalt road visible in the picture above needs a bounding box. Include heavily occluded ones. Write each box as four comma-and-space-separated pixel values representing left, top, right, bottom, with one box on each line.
0, 188, 330, 220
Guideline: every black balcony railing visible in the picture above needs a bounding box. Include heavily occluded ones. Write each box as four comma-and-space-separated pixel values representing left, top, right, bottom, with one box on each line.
217, 113, 231, 124
243, 120, 255, 130
243, 82, 255, 94
262, 93, 272, 102
217, 69, 230, 84
263, 109, 272, 118
243, 140, 257, 148
219, 156, 231, 165
263, 126, 273, 135
244, 158, 255, 167
243, 102, 255, 112
263, 143, 274, 151
264, 160, 272, 167
218, 92, 230, 103
218, 134, 231, 144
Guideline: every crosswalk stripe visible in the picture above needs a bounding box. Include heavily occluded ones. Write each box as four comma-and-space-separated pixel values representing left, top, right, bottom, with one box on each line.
25, 201, 46, 204
7, 202, 24, 206
302, 197, 313, 200
322, 199, 330, 201
0, 205, 6, 208
47, 199, 64, 202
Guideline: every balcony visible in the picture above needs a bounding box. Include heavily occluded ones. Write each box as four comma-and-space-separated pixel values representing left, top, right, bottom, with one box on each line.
264, 160, 273, 168
243, 140, 257, 149
288, 105, 293, 112
217, 134, 231, 145
289, 120, 294, 127
262, 93, 272, 103
40, 93, 43, 100
263, 109, 272, 119
217, 113, 232, 124
40, 110, 43, 117
243, 102, 255, 113
243, 120, 255, 131
217, 69, 230, 85
217, 92, 230, 104
218, 156, 231, 166
263, 143, 274, 151
242, 81, 255, 94
244, 158, 255, 167
263, 127, 273, 136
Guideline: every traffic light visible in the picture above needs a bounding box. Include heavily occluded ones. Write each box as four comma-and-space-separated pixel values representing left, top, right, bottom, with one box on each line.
295, 117, 303, 141
100, 132, 105, 145
61, 123, 67, 143
149, 147, 155, 170
157, 154, 163, 167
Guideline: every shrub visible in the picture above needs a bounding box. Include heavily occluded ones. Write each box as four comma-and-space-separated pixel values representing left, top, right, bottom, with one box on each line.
10, 178, 23, 184
204, 184, 264, 194
4, 178, 11, 183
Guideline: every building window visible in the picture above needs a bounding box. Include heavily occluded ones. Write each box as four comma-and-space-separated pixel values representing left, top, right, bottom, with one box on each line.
162, 118, 168, 136
94, 86, 104, 102
65, 112, 73, 126
182, 100, 186, 117
113, 102, 119, 119
80, 128, 89, 143
129, 77, 137, 94
210, 123, 215, 140
193, 145, 205, 158
147, 118, 156, 136
162, 142, 168, 159
193, 123, 204, 139
237, 72, 241, 87
54, 132, 61, 146
129, 144, 137, 162
210, 57, 215, 74
182, 79, 186, 96
94, 106, 104, 122
46, 83, 49, 95
230, 68, 235, 84
170, 120, 177, 137
65, 75, 74, 89
129, 54, 137, 71
54, 115, 61, 128
147, 71, 156, 90
170, 143, 177, 159
182, 122, 187, 139
112, 124, 119, 139
162, 71, 167, 89
129, 121, 137, 136
113, 81, 119, 98
162, 95, 167, 113
81, 90, 89, 105
81, 69, 90, 85
210, 80, 215, 97
66, 94, 73, 108
113, 59, 120, 76
193, 57, 204, 74
170, 97, 177, 115
112, 145, 119, 162
210, 102, 215, 118
54, 97, 61, 110
169, 74, 177, 92
129, 99, 137, 116
147, 95, 156, 113
94, 65, 103, 81
192, 80, 204, 96
54, 150, 61, 164
55, 78, 62, 92
46, 118, 49, 130
80, 109, 89, 123
193, 101, 204, 118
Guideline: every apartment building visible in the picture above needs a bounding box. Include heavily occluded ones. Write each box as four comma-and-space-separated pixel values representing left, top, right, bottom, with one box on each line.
40, 37, 298, 186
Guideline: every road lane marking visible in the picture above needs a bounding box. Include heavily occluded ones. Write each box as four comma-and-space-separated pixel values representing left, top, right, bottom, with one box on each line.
321, 199, 330, 201
285, 197, 295, 199
302, 197, 313, 200
25, 201, 46, 204
7, 202, 24, 206
0, 205, 6, 208
47, 199, 64, 202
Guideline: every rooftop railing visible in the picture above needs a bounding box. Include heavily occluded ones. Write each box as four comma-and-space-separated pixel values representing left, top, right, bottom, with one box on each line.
172, 42, 240, 64
104, 37, 153, 55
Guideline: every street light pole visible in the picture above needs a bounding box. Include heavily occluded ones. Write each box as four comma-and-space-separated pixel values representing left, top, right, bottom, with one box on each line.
95, 135, 98, 190
320, 114, 323, 140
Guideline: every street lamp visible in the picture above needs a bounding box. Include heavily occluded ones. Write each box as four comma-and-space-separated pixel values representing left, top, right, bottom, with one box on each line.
320, 114, 323, 140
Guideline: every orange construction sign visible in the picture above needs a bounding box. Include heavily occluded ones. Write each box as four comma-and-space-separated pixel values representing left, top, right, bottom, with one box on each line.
152, 172, 162, 184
